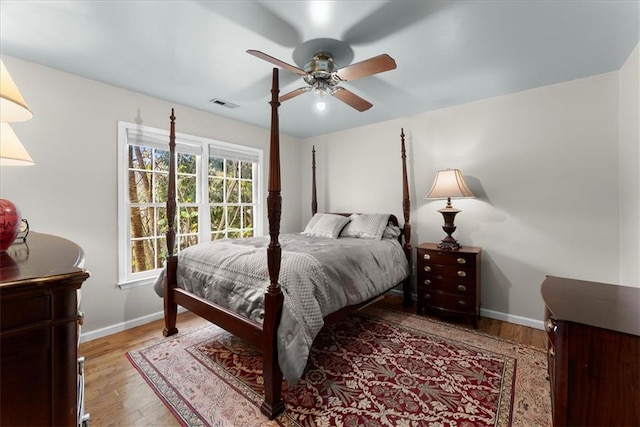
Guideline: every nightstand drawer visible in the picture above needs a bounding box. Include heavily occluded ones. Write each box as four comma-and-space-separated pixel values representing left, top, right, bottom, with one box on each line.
418, 263, 476, 280
417, 276, 476, 296
418, 291, 475, 313
417, 249, 477, 267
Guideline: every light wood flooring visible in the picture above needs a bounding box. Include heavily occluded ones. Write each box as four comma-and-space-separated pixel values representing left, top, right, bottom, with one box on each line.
79, 294, 546, 426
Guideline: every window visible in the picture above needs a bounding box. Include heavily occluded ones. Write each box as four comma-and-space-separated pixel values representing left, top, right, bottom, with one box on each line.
117, 121, 262, 288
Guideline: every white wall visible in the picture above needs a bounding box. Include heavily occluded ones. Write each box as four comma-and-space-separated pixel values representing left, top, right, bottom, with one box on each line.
302, 71, 621, 324
618, 43, 640, 286
0, 56, 302, 336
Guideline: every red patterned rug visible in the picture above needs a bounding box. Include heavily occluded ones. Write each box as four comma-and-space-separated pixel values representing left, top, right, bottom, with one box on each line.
128, 307, 551, 426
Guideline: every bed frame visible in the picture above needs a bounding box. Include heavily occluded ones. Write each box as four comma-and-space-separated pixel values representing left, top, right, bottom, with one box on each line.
162, 68, 412, 419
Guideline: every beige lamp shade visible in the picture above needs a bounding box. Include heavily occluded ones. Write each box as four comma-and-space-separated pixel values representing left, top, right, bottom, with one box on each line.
0, 59, 33, 122
1, 123, 34, 166
425, 169, 474, 200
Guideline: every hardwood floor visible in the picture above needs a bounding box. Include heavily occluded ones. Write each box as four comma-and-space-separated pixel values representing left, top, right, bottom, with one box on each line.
79, 294, 546, 426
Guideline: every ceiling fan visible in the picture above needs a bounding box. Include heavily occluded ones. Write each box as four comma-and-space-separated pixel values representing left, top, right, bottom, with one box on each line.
247, 49, 396, 112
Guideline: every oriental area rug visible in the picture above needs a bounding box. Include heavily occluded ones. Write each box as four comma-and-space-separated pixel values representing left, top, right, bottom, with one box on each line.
127, 307, 551, 426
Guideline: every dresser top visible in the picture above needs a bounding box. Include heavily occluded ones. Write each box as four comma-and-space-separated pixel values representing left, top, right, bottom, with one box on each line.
0, 232, 89, 288
541, 275, 640, 337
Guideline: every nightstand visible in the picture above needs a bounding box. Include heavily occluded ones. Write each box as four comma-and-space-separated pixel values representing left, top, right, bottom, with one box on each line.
416, 243, 481, 328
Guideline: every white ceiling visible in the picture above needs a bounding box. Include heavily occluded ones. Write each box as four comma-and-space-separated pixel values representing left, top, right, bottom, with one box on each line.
1, 1, 638, 138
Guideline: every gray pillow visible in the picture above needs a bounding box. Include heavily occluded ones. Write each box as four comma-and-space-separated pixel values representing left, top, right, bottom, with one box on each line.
340, 214, 390, 240
301, 213, 350, 239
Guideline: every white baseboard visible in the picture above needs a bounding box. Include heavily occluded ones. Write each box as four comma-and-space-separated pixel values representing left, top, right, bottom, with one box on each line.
79, 306, 187, 343
387, 289, 544, 330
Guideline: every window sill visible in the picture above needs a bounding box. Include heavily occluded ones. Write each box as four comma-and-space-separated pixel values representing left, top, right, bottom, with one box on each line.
117, 275, 158, 290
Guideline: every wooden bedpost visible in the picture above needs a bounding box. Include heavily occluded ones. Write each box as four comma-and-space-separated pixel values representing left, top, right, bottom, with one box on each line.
261, 68, 285, 419
311, 145, 318, 216
163, 108, 179, 336
400, 128, 413, 308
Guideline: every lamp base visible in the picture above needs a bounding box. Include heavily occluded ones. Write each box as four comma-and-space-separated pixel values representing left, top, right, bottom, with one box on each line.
437, 207, 461, 252
437, 239, 461, 251
0, 198, 21, 252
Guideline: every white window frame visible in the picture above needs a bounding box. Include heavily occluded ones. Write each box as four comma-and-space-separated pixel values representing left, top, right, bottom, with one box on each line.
117, 121, 263, 289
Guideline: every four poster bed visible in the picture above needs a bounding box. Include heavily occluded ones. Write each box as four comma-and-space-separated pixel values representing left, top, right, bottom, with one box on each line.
159, 68, 413, 420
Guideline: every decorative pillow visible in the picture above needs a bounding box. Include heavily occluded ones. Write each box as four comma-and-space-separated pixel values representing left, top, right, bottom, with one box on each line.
340, 213, 390, 240
301, 213, 350, 239
382, 224, 402, 240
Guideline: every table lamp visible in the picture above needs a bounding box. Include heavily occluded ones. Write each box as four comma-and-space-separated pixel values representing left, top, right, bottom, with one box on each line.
425, 169, 474, 251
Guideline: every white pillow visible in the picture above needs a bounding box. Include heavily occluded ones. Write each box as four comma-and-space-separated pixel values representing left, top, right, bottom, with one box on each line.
301, 213, 350, 239
340, 214, 390, 240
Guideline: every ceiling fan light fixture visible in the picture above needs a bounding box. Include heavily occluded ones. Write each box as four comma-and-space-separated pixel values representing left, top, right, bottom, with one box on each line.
314, 85, 328, 112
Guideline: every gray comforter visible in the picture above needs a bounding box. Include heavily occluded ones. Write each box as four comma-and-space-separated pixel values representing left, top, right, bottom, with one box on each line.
154, 233, 409, 384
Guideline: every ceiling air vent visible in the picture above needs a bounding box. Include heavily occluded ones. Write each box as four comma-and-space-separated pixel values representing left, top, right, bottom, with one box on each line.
209, 98, 239, 109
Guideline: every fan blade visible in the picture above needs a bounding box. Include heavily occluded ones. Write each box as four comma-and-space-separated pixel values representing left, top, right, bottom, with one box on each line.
332, 87, 373, 112
279, 87, 312, 102
247, 50, 306, 76
335, 54, 396, 82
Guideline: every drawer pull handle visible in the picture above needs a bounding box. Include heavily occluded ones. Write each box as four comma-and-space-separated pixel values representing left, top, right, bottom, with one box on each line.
456, 258, 466, 264
424, 279, 431, 285
457, 271, 466, 277
423, 254, 431, 260
457, 285, 467, 292
424, 293, 431, 299
424, 266, 431, 272
545, 319, 557, 333
457, 300, 466, 306
548, 347, 555, 358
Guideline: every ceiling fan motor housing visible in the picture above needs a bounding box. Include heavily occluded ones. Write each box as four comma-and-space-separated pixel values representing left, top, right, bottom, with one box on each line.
304, 52, 341, 86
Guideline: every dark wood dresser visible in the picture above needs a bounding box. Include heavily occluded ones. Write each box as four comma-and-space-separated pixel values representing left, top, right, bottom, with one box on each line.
416, 243, 481, 328
541, 275, 640, 426
0, 232, 90, 426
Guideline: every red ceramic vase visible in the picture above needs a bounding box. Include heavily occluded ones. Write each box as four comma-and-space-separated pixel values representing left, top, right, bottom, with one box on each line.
0, 199, 21, 251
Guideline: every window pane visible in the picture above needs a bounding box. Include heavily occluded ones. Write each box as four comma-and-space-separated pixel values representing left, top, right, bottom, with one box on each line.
211, 232, 225, 241
130, 207, 155, 239
228, 231, 241, 239
209, 177, 223, 203
228, 206, 241, 229
154, 172, 168, 203
240, 181, 252, 203
226, 179, 239, 203
240, 162, 253, 179
157, 206, 168, 235
177, 175, 196, 203
130, 170, 152, 204
178, 153, 196, 174
179, 206, 198, 234
242, 206, 253, 229
226, 159, 238, 178
130, 145, 152, 170
131, 239, 155, 273
210, 206, 225, 232
156, 237, 167, 268
154, 149, 169, 172
243, 228, 254, 238
209, 157, 224, 177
